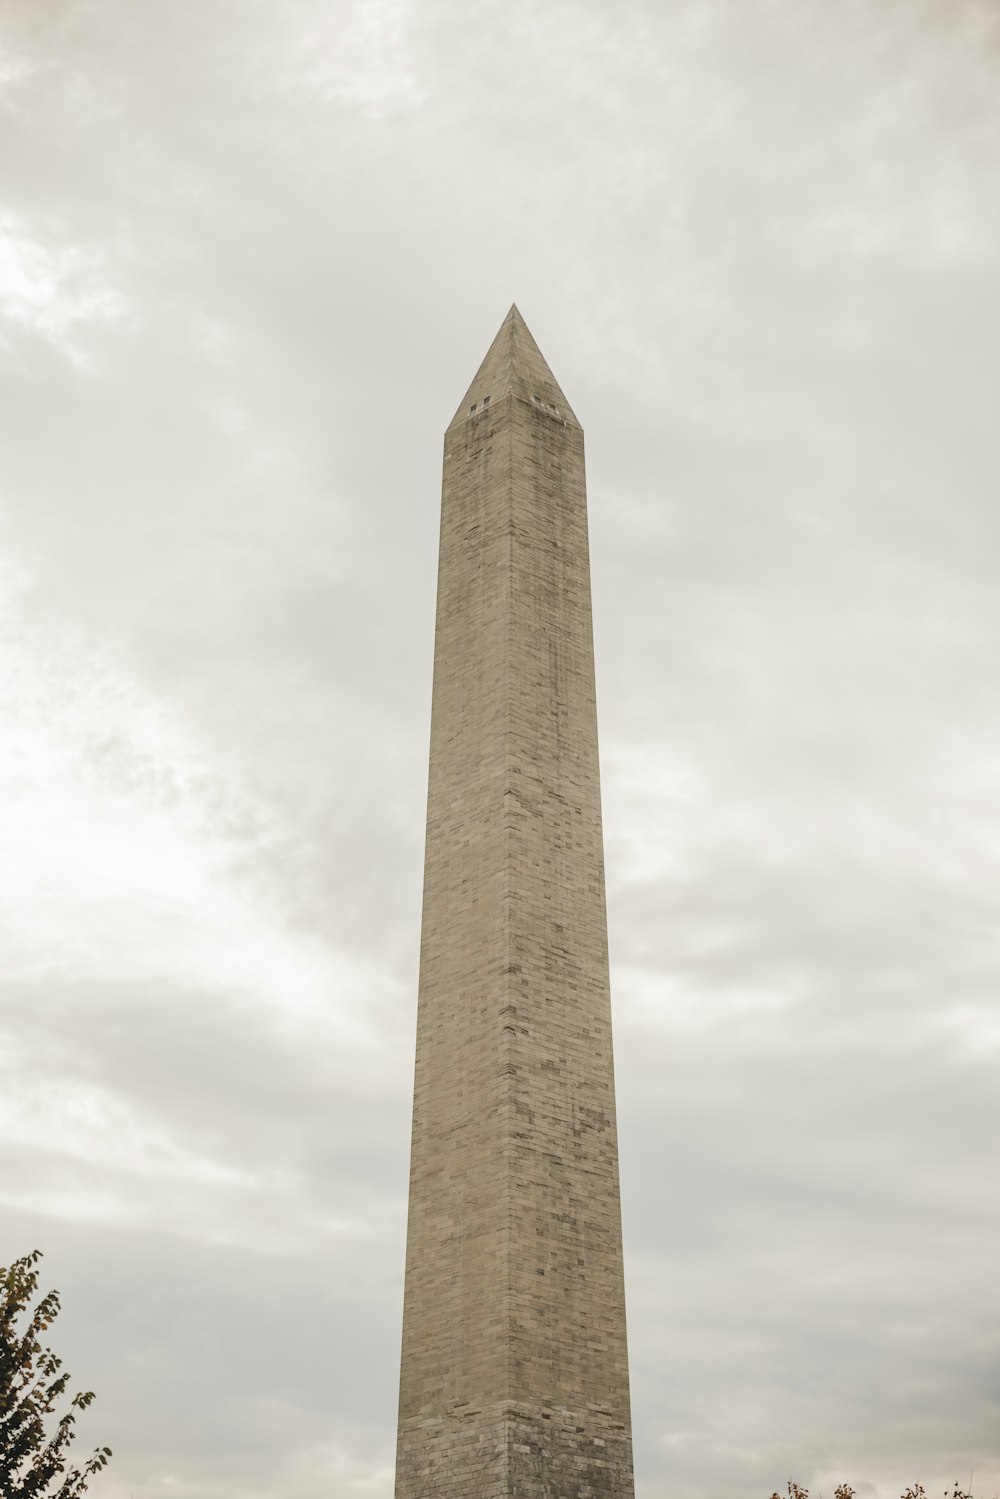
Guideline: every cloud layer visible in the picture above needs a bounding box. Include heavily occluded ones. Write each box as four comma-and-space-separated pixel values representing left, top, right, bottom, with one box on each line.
1, 2, 998, 1496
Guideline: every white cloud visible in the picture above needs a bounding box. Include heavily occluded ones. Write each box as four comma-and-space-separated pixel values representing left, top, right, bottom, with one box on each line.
0, 217, 126, 361
0, 599, 391, 1036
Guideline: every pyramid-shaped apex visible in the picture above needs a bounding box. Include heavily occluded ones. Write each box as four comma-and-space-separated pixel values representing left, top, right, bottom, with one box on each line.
448, 305, 580, 430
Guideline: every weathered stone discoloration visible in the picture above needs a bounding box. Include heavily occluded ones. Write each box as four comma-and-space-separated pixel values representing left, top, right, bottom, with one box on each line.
395, 307, 634, 1497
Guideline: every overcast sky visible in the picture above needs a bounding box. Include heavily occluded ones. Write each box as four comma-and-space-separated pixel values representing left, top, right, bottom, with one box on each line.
2, 2, 998, 1497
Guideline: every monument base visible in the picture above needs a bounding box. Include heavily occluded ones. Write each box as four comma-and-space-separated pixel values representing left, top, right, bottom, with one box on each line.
396, 1401, 635, 1499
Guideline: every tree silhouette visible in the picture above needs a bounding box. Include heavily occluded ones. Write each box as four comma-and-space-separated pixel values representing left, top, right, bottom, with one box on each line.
1, 1251, 111, 1497
772, 1483, 977, 1499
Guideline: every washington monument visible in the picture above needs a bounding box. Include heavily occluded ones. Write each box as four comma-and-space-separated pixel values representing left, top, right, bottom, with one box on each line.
395, 306, 635, 1498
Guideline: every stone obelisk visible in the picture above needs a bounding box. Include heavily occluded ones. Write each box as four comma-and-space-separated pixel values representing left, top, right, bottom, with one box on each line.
395, 306, 634, 1498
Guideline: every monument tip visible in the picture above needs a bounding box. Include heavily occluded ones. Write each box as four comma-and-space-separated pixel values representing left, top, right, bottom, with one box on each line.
447, 304, 580, 430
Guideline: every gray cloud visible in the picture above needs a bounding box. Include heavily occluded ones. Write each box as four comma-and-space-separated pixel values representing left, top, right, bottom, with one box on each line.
1, 0, 998, 1495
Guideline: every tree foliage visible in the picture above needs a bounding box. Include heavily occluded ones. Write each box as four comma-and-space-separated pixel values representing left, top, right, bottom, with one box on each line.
770, 1482, 977, 1499
1, 1251, 112, 1498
